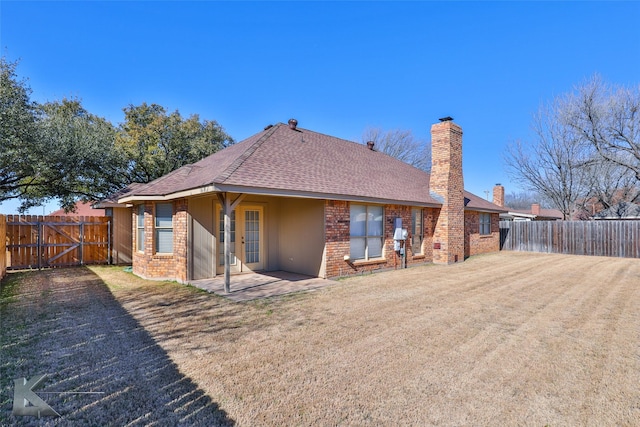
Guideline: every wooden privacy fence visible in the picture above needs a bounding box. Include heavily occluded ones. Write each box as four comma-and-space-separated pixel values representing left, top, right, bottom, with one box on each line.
5, 215, 111, 270
0, 214, 6, 280
500, 220, 640, 258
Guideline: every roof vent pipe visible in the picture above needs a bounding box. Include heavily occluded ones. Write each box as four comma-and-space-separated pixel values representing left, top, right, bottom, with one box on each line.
366, 141, 375, 150
288, 118, 298, 130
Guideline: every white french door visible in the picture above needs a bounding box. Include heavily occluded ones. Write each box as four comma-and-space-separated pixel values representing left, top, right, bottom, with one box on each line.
242, 207, 264, 271
217, 205, 264, 274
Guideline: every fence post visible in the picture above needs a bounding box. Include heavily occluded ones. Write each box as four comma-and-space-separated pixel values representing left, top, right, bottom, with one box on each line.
80, 221, 84, 265
0, 214, 6, 280
37, 220, 42, 270
107, 219, 112, 265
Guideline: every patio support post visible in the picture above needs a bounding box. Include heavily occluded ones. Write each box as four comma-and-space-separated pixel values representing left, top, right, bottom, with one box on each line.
217, 192, 245, 293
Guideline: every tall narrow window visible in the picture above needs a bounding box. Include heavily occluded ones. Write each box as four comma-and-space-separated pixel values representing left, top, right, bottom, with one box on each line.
411, 208, 424, 255
137, 204, 145, 252
479, 212, 491, 235
350, 204, 384, 260
155, 203, 173, 253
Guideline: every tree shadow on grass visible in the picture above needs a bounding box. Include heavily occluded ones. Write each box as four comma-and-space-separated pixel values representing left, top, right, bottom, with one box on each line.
0, 268, 235, 426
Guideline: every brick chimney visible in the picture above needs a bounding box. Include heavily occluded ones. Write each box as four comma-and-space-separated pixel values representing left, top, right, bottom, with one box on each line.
493, 184, 505, 207
430, 118, 464, 264
531, 203, 540, 216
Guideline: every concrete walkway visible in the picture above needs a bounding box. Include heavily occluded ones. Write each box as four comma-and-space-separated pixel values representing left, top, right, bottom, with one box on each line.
189, 271, 335, 302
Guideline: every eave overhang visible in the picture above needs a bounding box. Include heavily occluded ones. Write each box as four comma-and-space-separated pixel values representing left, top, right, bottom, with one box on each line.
118, 183, 443, 208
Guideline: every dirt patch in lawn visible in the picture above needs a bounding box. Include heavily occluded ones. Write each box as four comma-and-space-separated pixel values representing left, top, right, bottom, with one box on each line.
2, 252, 640, 425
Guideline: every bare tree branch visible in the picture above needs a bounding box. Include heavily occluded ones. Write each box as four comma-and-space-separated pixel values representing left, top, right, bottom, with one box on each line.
361, 127, 431, 171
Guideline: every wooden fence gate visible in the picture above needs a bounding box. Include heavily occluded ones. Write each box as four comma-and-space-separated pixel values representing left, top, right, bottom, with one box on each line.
5, 215, 111, 270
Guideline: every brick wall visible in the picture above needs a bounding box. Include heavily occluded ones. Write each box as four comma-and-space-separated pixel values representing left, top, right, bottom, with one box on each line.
132, 199, 188, 283
173, 199, 188, 282
324, 201, 434, 278
464, 211, 500, 258
493, 184, 505, 207
430, 120, 465, 264
324, 200, 350, 278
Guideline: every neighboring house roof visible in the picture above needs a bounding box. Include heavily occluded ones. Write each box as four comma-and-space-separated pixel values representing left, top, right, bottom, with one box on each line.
119, 122, 506, 212
501, 206, 564, 221
49, 201, 105, 216
593, 202, 640, 219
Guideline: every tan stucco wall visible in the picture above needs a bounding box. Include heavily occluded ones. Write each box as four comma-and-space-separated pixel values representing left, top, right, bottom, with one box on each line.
111, 207, 132, 264
277, 198, 325, 277
189, 196, 216, 280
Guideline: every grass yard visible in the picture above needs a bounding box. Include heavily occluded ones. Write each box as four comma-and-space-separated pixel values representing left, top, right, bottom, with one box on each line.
1, 252, 639, 425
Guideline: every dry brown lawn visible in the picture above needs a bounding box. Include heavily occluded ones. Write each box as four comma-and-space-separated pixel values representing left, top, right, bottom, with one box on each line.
2, 251, 640, 425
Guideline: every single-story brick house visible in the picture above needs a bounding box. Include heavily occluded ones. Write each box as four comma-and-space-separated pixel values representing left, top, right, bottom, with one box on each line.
118, 118, 506, 288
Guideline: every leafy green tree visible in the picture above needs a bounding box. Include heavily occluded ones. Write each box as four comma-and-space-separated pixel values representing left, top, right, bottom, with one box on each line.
22, 98, 126, 212
2, 58, 126, 212
0, 57, 41, 204
2, 58, 234, 212
117, 103, 234, 183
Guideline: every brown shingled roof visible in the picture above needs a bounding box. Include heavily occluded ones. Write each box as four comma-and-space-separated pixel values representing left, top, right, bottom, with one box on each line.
95, 183, 146, 208
121, 122, 506, 211
464, 192, 508, 213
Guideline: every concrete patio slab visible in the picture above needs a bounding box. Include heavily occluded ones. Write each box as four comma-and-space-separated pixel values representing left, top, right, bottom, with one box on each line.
189, 271, 335, 302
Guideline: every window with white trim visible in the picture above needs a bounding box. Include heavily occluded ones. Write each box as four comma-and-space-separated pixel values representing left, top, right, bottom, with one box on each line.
350, 204, 384, 260
137, 204, 145, 252
411, 208, 424, 255
479, 212, 491, 235
155, 203, 173, 253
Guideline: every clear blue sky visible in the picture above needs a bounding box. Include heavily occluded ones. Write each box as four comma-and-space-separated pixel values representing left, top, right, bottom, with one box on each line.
1, 1, 639, 214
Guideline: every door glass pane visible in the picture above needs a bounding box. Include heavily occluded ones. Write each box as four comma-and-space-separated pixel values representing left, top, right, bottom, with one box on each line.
219, 210, 235, 243
219, 210, 236, 265
245, 210, 260, 264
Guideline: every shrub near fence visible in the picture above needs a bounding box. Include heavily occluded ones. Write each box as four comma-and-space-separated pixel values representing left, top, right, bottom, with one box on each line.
0, 215, 6, 280
500, 220, 640, 259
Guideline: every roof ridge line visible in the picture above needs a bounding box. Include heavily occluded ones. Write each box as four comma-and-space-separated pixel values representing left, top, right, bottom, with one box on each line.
216, 124, 281, 183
